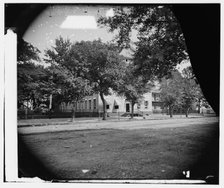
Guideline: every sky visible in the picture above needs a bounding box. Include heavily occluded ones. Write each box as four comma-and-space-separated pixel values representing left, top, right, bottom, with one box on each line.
23, 5, 136, 61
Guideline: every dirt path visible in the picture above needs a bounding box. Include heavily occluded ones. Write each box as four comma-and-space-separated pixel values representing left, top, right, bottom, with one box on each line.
18, 117, 219, 135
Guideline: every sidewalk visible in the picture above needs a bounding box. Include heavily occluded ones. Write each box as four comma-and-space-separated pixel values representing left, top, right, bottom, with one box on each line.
17, 113, 215, 127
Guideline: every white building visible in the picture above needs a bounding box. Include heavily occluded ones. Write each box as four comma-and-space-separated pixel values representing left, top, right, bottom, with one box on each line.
60, 87, 163, 117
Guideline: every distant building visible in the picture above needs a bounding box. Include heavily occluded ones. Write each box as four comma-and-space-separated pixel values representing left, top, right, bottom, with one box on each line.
59, 87, 164, 116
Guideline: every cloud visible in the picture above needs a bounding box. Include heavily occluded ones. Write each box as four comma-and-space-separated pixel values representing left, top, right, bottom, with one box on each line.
60, 16, 97, 29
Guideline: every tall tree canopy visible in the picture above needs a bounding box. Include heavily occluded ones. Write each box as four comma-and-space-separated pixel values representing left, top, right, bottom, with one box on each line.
67, 40, 125, 120
160, 68, 206, 117
17, 39, 50, 111
117, 63, 152, 118
17, 38, 41, 64
160, 71, 183, 117
98, 5, 188, 80
44, 37, 93, 120
180, 76, 198, 117
18, 63, 50, 109
45, 38, 124, 120
181, 66, 209, 114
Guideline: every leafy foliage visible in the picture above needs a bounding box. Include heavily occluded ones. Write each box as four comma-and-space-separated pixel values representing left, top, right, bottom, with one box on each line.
160, 71, 183, 117
66, 40, 125, 120
17, 39, 51, 111
44, 38, 124, 120
44, 37, 93, 117
181, 66, 210, 114
117, 63, 152, 118
160, 68, 207, 117
180, 78, 198, 117
17, 38, 41, 64
98, 5, 188, 80
18, 63, 50, 108
181, 66, 195, 80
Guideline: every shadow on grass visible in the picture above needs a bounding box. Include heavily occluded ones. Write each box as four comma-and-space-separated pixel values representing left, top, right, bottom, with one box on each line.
18, 134, 59, 181
188, 123, 219, 184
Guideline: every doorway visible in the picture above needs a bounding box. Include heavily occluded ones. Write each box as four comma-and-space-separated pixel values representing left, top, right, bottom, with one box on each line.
126, 103, 130, 112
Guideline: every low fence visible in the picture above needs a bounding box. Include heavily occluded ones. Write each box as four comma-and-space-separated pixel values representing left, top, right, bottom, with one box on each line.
18, 109, 215, 120
18, 110, 103, 119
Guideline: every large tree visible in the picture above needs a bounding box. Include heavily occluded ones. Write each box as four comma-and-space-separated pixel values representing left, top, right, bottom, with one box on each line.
98, 5, 188, 81
117, 63, 152, 118
160, 71, 183, 117
44, 37, 92, 121
17, 38, 41, 64
181, 66, 208, 115
66, 40, 125, 120
180, 77, 197, 117
18, 63, 50, 109
17, 39, 50, 115
160, 68, 206, 118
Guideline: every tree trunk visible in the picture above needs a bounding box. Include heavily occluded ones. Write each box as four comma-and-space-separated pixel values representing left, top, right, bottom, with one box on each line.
131, 101, 135, 119
197, 99, 201, 114
185, 107, 190, 118
100, 92, 107, 120
169, 106, 173, 118
72, 102, 76, 122
31, 94, 36, 110
49, 94, 52, 110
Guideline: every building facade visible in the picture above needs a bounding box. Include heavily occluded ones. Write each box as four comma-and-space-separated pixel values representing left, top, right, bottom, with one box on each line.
59, 87, 163, 116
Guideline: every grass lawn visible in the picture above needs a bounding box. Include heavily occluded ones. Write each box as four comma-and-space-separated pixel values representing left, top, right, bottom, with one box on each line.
18, 121, 219, 182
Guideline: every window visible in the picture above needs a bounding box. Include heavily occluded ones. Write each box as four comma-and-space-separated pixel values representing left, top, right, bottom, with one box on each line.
144, 101, 148, 109
152, 93, 156, 101
85, 100, 87, 109
115, 105, 119, 109
126, 103, 130, 112
106, 105, 110, 109
93, 99, 96, 109
89, 99, 92, 110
